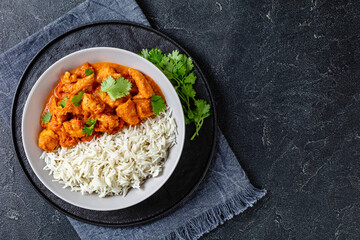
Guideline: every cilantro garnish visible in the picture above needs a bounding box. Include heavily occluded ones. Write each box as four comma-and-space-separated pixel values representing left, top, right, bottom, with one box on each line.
85, 69, 94, 76
59, 97, 68, 108
72, 91, 84, 107
41, 112, 51, 124
101, 76, 132, 101
151, 94, 166, 115
140, 49, 211, 140
82, 119, 97, 136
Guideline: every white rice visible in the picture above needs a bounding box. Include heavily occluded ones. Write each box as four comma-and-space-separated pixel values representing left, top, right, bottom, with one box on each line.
41, 109, 177, 197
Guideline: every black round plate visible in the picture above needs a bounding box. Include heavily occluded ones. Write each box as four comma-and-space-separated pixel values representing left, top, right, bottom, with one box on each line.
11, 21, 217, 227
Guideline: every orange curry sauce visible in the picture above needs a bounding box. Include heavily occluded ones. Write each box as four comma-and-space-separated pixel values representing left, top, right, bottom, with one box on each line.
38, 62, 165, 152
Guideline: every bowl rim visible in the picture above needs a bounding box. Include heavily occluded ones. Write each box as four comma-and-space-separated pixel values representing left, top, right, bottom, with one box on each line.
21, 46, 185, 211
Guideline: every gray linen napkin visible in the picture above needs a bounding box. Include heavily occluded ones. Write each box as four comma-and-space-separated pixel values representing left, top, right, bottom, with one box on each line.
0, 0, 266, 239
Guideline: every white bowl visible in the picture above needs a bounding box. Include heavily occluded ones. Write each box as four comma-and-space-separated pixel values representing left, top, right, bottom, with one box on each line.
22, 47, 185, 211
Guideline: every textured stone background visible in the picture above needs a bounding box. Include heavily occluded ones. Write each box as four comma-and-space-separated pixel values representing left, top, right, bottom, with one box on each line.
1, 0, 360, 239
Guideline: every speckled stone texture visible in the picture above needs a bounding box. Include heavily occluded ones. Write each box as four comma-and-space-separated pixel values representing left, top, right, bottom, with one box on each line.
1, 0, 360, 239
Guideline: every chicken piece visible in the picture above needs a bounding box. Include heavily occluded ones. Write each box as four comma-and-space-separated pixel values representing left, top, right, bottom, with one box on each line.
71, 74, 95, 95
40, 102, 56, 129
128, 68, 154, 98
63, 118, 85, 138
61, 98, 82, 116
50, 97, 74, 124
60, 72, 70, 84
107, 118, 125, 135
94, 85, 126, 109
57, 127, 79, 148
82, 110, 96, 123
38, 129, 59, 152
112, 73, 122, 79
145, 75, 165, 100
56, 69, 93, 97
46, 97, 69, 125
118, 118, 125, 131
82, 93, 105, 114
48, 96, 58, 113
74, 62, 94, 78
134, 99, 154, 119
54, 83, 71, 99
43, 99, 80, 131
46, 117, 63, 133
100, 104, 115, 115
98, 91, 131, 108
60, 71, 78, 84
96, 66, 123, 82
115, 99, 140, 125
97, 66, 116, 81
54, 96, 82, 117
126, 75, 139, 95
95, 113, 119, 134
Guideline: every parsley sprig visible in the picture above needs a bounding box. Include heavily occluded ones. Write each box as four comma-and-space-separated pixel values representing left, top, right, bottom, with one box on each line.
140, 49, 211, 140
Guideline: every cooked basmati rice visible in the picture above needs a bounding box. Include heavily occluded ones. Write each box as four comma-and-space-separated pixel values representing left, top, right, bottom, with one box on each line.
40, 109, 177, 197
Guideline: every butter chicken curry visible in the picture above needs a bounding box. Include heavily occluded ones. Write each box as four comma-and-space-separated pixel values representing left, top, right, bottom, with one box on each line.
38, 62, 165, 152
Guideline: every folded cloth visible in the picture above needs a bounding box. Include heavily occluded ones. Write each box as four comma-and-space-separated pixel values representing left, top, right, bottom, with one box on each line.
0, 0, 266, 239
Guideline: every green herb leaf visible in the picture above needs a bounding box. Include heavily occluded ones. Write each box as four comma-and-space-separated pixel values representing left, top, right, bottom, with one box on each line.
184, 72, 196, 84
85, 69, 94, 76
140, 49, 150, 59
193, 99, 211, 122
184, 115, 191, 125
181, 84, 196, 98
85, 119, 96, 125
41, 112, 51, 124
140, 48, 211, 140
59, 97, 68, 108
101, 76, 116, 90
147, 49, 164, 65
186, 57, 194, 73
101, 76, 132, 101
82, 119, 97, 136
151, 94, 166, 115
72, 91, 84, 107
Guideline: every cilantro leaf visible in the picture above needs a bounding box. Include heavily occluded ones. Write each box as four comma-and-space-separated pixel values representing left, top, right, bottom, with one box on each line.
184, 72, 196, 84
59, 97, 68, 108
85, 69, 94, 76
168, 50, 182, 62
186, 57, 194, 73
193, 99, 211, 122
195, 99, 211, 116
101, 76, 132, 101
101, 76, 116, 91
140, 49, 150, 59
72, 91, 84, 107
151, 94, 166, 115
189, 99, 211, 139
140, 49, 211, 140
85, 119, 96, 125
82, 119, 97, 136
181, 84, 196, 98
41, 112, 51, 124
148, 49, 164, 64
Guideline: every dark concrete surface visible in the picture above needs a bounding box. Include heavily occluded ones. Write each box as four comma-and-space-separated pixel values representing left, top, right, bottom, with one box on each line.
1, 0, 360, 239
